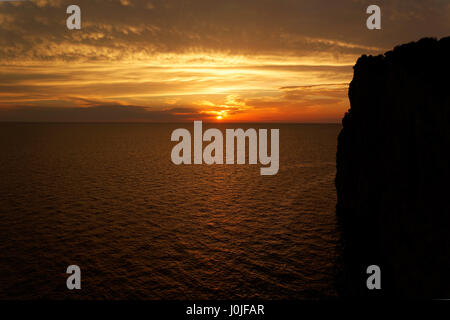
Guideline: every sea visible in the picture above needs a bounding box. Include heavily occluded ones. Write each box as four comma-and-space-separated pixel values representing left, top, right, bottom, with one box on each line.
0, 123, 342, 299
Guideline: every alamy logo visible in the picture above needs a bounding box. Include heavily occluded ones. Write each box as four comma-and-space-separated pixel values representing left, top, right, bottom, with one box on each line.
170, 121, 279, 175
366, 265, 381, 290
66, 265, 81, 290
66, 5, 81, 30
366, 5, 381, 30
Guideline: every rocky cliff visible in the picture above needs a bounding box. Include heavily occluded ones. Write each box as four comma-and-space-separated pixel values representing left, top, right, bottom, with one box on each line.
336, 36, 450, 297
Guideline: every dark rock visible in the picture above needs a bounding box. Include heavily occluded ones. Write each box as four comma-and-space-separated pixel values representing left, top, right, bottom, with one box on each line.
336, 36, 450, 298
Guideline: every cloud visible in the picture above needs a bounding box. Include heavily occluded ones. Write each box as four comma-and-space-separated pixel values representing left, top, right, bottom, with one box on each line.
119, 0, 132, 6
0, 104, 210, 122
1, 0, 448, 63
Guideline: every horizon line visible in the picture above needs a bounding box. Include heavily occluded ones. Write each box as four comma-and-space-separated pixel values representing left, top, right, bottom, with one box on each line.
0, 121, 342, 125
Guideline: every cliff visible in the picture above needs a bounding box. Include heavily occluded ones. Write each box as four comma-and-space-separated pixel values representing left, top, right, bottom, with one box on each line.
336, 36, 450, 297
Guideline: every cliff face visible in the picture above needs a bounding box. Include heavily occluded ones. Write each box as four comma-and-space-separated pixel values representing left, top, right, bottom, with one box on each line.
336, 37, 450, 297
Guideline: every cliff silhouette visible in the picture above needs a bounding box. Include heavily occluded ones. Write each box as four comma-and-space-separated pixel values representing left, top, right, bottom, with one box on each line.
336, 36, 450, 298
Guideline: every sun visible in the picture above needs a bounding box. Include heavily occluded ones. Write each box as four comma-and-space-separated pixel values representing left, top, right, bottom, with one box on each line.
216, 115, 223, 120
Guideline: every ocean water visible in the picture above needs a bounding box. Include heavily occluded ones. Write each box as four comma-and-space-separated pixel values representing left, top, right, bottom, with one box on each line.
0, 123, 341, 299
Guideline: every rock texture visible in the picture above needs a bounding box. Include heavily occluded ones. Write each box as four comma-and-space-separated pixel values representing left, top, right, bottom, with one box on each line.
336, 36, 450, 297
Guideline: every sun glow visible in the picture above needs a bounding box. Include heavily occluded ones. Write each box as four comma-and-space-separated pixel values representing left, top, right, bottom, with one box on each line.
0, 53, 352, 122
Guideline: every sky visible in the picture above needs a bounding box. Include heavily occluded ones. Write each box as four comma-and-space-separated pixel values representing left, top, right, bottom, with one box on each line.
0, 0, 448, 122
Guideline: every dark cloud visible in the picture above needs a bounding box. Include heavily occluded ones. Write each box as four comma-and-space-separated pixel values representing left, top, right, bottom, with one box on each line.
0, 104, 210, 122
0, 0, 448, 62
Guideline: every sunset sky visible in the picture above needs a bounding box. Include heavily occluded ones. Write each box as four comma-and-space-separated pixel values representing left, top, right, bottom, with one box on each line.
0, 0, 448, 122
